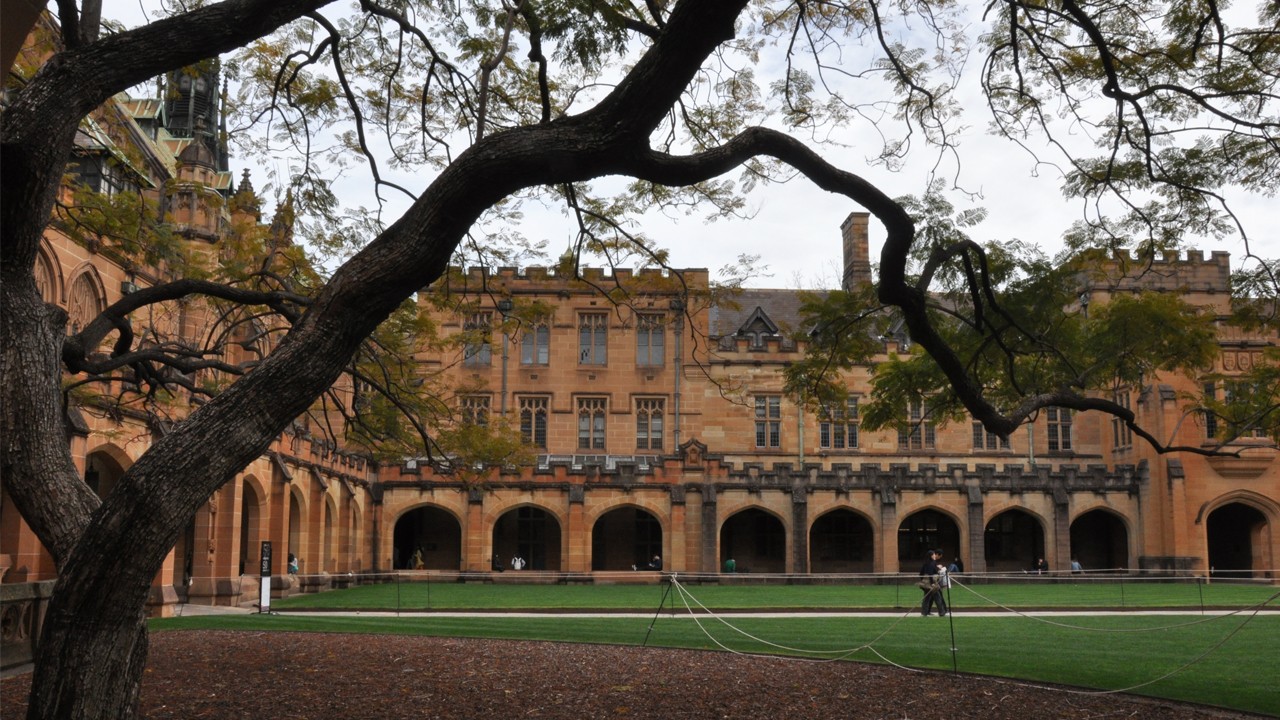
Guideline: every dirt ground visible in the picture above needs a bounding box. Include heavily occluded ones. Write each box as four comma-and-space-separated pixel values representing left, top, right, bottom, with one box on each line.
1, 630, 1263, 718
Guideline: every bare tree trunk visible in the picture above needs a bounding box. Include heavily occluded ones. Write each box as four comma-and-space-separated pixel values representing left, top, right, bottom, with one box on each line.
29, 603, 150, 719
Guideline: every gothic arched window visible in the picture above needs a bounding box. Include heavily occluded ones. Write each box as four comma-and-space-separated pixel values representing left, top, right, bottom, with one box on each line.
68, 272, 102, 334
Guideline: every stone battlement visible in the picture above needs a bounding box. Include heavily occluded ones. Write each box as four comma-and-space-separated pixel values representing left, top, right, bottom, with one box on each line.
455, 265, 708, 286
1086, 248, 1232, 296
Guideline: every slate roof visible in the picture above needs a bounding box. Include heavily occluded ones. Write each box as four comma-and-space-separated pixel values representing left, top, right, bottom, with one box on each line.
710, 288, 825, 338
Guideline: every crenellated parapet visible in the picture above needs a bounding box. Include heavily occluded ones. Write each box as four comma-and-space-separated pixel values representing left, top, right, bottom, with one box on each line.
1083, 248, 1232, 296
449, 265, 709, 296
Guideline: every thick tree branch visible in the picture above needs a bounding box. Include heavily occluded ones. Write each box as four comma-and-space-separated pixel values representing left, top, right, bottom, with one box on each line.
63, 278, 308, 370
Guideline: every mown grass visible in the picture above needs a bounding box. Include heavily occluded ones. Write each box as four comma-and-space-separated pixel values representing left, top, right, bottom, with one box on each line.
151, 610, 1280, 715
266, 575, 1277, 612
154, 581, 1280, 714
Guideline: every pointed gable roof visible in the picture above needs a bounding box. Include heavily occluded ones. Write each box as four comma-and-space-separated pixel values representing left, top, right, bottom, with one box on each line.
737, 306, 780, 337
710, 289, 813, 338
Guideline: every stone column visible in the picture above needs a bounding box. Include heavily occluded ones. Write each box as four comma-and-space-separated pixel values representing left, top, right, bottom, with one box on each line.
565, 484, 586, 572
966, 485, 986, 574
701, 483, 718, 573
791, 487, 808, 574
668, 485, 686, 572
1052, 486, 1072, 571
465, 488, 485, 572
876, 481, 897, 574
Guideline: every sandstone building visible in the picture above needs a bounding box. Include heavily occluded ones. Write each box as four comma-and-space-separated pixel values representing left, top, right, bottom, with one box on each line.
2, 20, 1277, 670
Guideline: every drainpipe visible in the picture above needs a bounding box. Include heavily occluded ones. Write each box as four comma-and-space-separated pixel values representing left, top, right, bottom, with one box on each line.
671, 298, 684, 448
1026, 423, 1035, 467
797, 402, 805, 465
498, 299, 513, 414
371, 498, 381, 571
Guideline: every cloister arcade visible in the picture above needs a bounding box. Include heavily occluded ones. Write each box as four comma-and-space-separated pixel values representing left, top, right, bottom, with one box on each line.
377, 496, 1209, 576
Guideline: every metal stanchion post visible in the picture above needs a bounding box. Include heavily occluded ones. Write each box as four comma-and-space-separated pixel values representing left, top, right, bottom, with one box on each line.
643, 573, 676, 648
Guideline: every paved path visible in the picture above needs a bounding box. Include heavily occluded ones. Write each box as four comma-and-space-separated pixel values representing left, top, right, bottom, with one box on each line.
175, 604, 1280, 618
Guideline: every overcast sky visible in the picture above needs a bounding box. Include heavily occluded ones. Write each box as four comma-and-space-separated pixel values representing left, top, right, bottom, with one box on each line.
101, 2, 1277, 289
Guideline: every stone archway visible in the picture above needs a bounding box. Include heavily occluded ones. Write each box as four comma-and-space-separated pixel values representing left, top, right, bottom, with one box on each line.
1070, 509, 1129, 572
591, 506, 663, 571
83, 449, 126, 499
288, 490, 305, 573
984, 508, 1045, 573
720, 508, 786, 574
1207, 502, 1270, 579
394, 506, 463, 570
238, 481, 264, 577
492, 506, 561, 571
809, 509, 874, 573
897, 509, 960, 573
321, 497, 337, 574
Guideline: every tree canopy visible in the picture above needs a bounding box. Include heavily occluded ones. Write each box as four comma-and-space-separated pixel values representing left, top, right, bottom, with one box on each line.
2, 0, 1279, 716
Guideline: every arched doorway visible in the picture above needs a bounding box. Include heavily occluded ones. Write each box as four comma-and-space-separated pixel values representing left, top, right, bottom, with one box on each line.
897, 509, 960, 573
288, 491, 304, 574
720, 508, 786, 574
492, 506, 561, 571
591, 506, 662, 570
347, 504, 362, 572
394, 506, 463, 570
1070, 509, 1128, 571
238, 482, 263, 576
321, 498, 336, 574
984, 509, 1045, 573
83, 450, 125, 499
172, 519, 196, 602
1207, 503, 1270, 579
809, 509, 874, 573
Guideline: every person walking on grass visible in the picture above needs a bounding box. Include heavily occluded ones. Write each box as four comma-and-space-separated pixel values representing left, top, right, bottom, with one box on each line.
918, 549, 947, 617
934, 559, 951, 616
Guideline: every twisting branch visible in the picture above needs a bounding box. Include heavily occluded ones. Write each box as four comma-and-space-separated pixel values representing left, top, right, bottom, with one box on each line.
590, 0, 660, 38
63, 279, 310, 373
518, 2, 552, 124
476, 0, 525, 142
622, 124, 1260, 454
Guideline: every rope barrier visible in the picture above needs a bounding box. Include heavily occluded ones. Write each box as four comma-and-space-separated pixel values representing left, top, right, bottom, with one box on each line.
665, 576, 925, 672
949, 578, 1280, 632
648, 574, 1280, 699
979, 594, 1278, 698
667, 575, 914, 660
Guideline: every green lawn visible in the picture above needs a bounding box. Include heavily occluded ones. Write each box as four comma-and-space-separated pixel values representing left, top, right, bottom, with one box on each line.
151, 580, 1280, 715
151, 611, 1280, 715
265, 576, 1278, 612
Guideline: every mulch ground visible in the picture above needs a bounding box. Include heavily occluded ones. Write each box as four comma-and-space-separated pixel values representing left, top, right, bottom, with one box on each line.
1, 630, 1262, 718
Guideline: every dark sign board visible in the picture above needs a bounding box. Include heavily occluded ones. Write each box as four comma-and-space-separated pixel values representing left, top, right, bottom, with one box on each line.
260, 541, 272, 577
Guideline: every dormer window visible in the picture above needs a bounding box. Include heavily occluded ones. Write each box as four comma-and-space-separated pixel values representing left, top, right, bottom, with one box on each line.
69, 154, 139, 198
736, 307, 780, 351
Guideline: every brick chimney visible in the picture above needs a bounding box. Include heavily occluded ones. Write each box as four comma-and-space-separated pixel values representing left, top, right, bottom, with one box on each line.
841, 211, 871, 291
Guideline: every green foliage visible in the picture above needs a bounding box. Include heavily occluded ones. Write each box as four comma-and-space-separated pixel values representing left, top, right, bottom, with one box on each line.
985, 0, 1280, 259
1199, 348, 1280, 444
56, 181, 186, 271
782, 285, 892, 410
796, 183, 1232, 443
65, 0, 1279, 460
1230, 259, 1280, 333
1086, 292, 1218, 384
